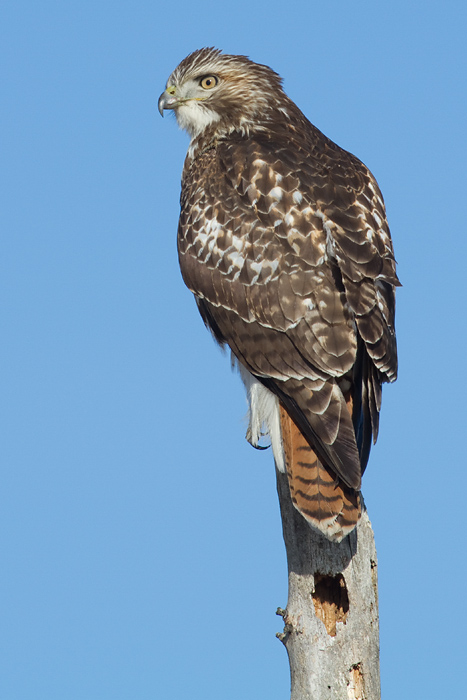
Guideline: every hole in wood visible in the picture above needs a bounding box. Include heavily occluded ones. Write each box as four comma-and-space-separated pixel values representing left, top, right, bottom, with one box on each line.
312, 572, 349, 637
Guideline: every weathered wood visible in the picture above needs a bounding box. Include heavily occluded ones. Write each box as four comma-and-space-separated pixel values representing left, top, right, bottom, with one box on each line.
276, 467, 380, 700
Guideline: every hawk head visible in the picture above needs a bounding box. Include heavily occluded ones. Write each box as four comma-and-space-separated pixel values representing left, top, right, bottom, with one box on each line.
158, 48, 287, 139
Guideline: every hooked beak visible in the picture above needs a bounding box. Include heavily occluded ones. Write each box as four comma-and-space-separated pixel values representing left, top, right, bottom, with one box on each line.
158, 87, 178, 117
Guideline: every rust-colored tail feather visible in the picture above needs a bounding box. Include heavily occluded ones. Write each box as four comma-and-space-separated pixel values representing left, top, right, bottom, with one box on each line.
279, 406, 361, 542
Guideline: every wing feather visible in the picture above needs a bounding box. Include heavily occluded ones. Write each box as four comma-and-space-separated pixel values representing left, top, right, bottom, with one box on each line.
178, 117, 398, 493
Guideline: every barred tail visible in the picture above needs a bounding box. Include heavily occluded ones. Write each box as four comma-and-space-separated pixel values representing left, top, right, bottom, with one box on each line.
279, 406, 361, 542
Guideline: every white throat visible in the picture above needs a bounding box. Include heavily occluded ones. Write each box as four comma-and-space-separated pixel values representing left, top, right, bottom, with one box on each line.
176, 101, 221, 139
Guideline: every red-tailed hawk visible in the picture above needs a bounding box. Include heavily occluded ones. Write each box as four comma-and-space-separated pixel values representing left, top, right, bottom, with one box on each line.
159, 48, 399, 542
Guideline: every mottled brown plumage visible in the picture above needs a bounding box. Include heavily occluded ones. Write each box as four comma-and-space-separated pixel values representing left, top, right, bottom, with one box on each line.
159, 48, 399, 541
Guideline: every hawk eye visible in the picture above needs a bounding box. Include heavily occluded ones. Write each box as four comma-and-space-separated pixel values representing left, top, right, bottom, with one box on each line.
199, 75, 218, 90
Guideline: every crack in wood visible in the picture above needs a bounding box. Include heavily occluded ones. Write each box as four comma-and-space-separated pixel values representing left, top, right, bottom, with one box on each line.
347, 663, 365, 700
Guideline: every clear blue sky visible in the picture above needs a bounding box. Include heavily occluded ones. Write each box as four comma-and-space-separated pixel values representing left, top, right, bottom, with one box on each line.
2, 1, 466, 698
